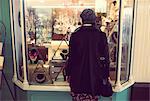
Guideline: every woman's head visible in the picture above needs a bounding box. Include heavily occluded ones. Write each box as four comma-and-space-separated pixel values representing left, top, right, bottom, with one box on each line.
80, 9, 96, 24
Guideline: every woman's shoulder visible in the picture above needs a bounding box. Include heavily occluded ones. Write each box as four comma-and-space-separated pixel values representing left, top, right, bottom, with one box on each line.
71, 27, 82, 36
94, 28, 106, 37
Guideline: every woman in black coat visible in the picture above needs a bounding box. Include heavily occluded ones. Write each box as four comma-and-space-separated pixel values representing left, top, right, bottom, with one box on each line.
66, 9, 110, 101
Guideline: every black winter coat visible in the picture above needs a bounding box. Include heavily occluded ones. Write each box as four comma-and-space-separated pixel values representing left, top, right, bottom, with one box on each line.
66, 25, 110, 96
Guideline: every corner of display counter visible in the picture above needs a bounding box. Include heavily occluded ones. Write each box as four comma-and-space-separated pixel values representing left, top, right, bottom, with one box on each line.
13, 79, 70, 91
113, 79, 135, 92
13, 77, 134, 92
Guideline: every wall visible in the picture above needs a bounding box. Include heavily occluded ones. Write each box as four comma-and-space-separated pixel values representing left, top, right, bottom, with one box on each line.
0, 0, 15, 101
130, 83, 149, 101
132, 0, 150, 82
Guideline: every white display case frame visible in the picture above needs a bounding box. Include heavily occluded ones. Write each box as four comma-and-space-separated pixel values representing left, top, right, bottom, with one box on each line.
10, 0, 136, 92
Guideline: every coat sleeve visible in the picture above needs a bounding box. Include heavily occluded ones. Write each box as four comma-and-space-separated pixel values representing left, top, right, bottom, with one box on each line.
65, 34, 74, 76
102, 33, 110, 79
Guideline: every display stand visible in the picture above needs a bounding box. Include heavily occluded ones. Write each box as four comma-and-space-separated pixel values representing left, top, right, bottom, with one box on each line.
31, 62, 53, 84
49, 60, 67, 81
50, 34, 69, 81
28, 44, 48, 64
28, 44, 53, 84
51, 34, 69, 60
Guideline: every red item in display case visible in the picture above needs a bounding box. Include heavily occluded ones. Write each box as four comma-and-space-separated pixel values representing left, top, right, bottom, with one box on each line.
28, 44, 48, 63
52, 33, 68, 40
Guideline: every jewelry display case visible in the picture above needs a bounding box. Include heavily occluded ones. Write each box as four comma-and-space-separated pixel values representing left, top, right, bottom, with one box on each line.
10, 0, 136, 92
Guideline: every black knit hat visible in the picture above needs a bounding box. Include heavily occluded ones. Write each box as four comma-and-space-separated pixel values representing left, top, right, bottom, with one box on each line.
80, 9, 96, 24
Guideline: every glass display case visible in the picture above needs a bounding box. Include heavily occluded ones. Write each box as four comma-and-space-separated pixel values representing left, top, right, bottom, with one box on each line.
10, 0, 136, 92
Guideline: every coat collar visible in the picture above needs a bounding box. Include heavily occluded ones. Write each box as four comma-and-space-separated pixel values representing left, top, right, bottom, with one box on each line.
82, 24, 93, 26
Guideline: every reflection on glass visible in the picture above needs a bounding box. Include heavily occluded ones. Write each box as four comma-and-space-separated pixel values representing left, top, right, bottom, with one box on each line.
24, 0, 132, 86
106, 0, 119, 84
12, 0, 24, 81
120, 0, 134, 84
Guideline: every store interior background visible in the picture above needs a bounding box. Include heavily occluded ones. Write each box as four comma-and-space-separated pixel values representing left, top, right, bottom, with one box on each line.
0, 0, 150, 101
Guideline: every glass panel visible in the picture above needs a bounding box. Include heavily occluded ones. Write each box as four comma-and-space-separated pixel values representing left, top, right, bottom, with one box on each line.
120, 0, 134, 84
25, 1, 94, 85
106, 0, 120, 85
24, 0, 120, 85
12, 0, 24, 81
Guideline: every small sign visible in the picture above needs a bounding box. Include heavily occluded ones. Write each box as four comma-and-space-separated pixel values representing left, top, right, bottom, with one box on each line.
0, 56, 4, 70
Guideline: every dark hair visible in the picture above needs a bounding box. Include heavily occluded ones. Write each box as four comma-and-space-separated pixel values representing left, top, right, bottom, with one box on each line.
80, 9, 96, 24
